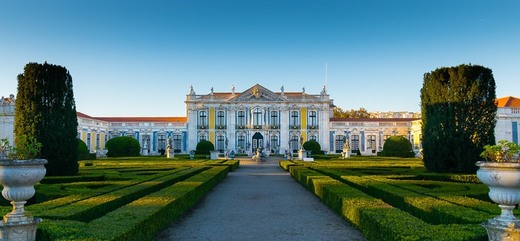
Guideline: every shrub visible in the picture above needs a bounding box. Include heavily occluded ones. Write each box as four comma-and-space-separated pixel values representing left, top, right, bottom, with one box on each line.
379, 136, 415, 157
105, 136, 141, 157
77, 139, 90, 161
195, 141, 214, 155
303, 140, 321, 154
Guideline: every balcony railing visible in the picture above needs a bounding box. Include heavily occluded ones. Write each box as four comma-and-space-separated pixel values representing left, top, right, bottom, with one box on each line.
236, 125, 246, 129
289, 125, 300, 129
307, 125, 319, 129
269, 125, 280, 129
216, 125, 227, 129
198, 125, 208, 129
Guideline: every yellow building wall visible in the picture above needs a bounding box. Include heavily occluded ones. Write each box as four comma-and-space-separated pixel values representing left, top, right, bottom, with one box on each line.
100, 133, 106, 149
301, 107, 307, 141
209, 107, 215, 143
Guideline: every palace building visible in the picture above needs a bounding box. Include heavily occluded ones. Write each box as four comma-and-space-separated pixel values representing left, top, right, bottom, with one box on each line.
1, 86, 519, 156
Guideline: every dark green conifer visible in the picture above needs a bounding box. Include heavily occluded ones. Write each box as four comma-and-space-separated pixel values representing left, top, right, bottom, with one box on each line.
15, 62, 79, 175
421, 64, 496, 173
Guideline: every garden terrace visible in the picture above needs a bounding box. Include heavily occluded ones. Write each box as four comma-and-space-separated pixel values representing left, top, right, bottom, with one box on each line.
0, 158, 238, 241
281, 156, 496, 241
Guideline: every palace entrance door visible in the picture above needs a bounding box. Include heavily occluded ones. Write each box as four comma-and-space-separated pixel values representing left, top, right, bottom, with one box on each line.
252, 132, 263, 151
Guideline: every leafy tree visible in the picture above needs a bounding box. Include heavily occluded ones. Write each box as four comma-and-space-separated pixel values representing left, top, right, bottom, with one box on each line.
195, 140, 215, 155
15, 62, 78, 176
421, 64, 496, 173
105, 136, 141, 157
333, 107, 370, 118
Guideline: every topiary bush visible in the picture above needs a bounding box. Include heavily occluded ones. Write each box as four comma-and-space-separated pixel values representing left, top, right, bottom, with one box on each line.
105, 136, 141, 157
303, 140, 322, 154
378, 136, 415, 158
195, 141, 215, 155
77, 138, 90, 160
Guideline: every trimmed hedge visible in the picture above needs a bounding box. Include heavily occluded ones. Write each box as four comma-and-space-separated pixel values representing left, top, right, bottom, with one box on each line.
303, 140, 321, 154
105, 136, 141, 157
37, 167, 206, 221
287, 165, 487, 240
378, 135, 415, 157
195, 140, 215, 155
37, 166, 229, 241
77, 138, 90, 161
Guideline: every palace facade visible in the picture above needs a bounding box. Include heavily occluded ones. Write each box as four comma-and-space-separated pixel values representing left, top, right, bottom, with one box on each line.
1, 86, 519, 156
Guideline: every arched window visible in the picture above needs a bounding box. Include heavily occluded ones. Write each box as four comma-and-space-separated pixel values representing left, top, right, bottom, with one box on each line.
237, 111, 245, 127
216, 110, 225, 128
309, 111, 317, 128
253, 108, 262, 126
198, 111, 207, 128
290, 111, 299, 128
270, 111, 279, 127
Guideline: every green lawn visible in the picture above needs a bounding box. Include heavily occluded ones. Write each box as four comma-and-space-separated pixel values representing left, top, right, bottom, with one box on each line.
0, 157, 238, 241
281, 155, 494, 241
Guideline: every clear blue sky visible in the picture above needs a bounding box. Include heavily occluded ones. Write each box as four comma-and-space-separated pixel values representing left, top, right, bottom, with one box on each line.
1, 0, 519, 117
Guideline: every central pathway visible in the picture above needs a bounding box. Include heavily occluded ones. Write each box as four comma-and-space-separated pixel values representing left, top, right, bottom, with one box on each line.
154, 159, 366, 241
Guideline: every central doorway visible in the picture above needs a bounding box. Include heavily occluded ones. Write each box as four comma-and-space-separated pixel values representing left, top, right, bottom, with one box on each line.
252, 132, 263, 151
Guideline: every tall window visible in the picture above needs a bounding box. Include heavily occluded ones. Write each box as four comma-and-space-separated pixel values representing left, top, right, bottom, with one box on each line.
309, 111, 317, 127
173, 134, 182, 152
335, 135, 345, 153
217, 135, 225, 152
198, 111, 207, 128
253, 108, 262, 126
198, 134, 207, 142
270, 135, 279, 150
96, 133, 100, 149
290, 135, 299, 152
86, 133, 91, 151
270, 111, 279, 127
237, 111, 245, 127
290, 111, 299, 127
216, 111, 225, 127
309, 134, 317, 141
237, 134, 245, 152
158, 134, 166, 150
367, 135, 376, 151
351, 135, 360, 151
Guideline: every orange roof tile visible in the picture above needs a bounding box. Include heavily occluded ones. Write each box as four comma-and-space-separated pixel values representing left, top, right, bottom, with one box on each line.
76, 112, 187, 123
495, 96, 520, 108
330, 118, 420, 122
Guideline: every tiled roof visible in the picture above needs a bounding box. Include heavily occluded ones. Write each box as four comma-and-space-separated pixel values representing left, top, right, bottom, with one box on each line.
76, 112, 187, 123
330, 118, 420, 122
495, 96, 520, 108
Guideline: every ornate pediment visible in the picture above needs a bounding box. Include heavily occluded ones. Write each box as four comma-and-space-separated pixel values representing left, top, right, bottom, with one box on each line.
230, 84, 286, 102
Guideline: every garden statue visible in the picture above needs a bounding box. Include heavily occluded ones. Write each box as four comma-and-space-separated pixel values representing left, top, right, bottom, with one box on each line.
342, 141, 350, 159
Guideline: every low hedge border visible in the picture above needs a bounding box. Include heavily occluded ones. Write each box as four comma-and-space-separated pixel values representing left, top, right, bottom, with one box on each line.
287, 165, 486, 241
37, 167, 207, 222
30, 167, 192, 212
37, 166, 229, 241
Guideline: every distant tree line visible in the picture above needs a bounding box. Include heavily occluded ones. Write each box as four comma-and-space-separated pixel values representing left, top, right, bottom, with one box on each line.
333, 107, 370, 118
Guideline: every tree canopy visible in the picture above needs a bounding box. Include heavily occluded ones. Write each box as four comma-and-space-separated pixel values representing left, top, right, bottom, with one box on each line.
333, 107, 370, 118
420, 64, 496, 173
15, 62, 79, 175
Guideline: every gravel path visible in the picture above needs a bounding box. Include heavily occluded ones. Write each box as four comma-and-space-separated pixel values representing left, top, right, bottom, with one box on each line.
154, 160, 366, 241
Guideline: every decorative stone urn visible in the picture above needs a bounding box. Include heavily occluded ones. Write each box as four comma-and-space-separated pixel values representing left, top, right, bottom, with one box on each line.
0, 159, 47, 241
476, 161, 520, 241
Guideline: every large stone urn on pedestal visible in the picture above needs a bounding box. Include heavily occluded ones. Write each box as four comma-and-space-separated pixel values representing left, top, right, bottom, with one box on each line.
0, 159, 47, 241
476, 161, 520, 241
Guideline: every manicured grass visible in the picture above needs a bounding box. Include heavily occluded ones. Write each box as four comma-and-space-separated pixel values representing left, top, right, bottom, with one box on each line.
281, 156, 492, 241
0, 157, 238, 241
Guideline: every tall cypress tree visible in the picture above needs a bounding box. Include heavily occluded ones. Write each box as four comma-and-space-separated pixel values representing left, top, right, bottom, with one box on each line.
420, 64, 496, 173
15, 62, 79, 176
